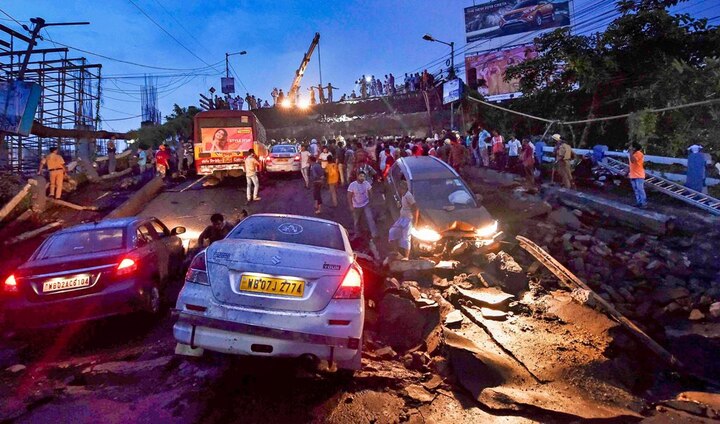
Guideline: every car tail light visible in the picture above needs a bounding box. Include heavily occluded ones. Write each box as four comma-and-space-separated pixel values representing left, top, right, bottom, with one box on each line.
265, 155, 273, 164
3, 274, 18, 294
333, 265, 362, 299
186, 251, 209, 285
294, 155, 300, 161
116, 258, 138, 276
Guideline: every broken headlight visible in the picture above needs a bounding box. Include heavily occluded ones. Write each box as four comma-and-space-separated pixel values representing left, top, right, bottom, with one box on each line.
410, 227, 442, 242
475, 220, 498, 238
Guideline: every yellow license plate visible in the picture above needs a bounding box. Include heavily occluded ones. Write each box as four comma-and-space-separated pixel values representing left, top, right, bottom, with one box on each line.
239, 275, 305, 297
43, 275, 91, 293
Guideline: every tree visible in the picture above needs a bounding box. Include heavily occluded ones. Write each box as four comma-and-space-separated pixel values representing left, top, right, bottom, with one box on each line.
135, 104, 201, 148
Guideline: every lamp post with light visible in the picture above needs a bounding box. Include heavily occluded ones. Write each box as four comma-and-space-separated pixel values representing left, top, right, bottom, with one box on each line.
225, 50, 247, 78
422, 34, 457, 130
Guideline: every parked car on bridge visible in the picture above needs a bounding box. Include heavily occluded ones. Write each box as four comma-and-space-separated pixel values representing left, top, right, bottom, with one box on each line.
384, 156, 502, 257
264, 144, 301, 174
1, 217, 186, 331
173, 214, 363, 375
499, 0, 555, 32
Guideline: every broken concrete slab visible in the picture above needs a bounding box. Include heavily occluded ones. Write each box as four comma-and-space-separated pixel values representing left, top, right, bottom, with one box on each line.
456, 287, 515, 311
480, 308, 507, 321
82, 356, 173, 375
403, 384, 435, 403
388, 259, 435, 273
444, 310, 464, 328
548, 207, 582, 230
485, 251, 529, 295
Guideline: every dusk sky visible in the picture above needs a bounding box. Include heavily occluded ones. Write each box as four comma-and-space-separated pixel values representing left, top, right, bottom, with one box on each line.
4, 1, 718, 133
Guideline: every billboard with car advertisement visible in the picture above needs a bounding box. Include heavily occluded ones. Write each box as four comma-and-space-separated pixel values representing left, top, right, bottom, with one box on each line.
465, 45, 537, 98
465, 0, 571, 43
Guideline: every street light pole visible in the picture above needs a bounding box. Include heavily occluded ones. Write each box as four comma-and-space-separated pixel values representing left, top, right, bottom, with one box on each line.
225, 50, 247, 78
422, 34, 457, 130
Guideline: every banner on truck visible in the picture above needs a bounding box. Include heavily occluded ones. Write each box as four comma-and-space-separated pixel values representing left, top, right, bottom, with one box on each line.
465, 0, 571, 43
465, 45, 537, 98
195, 126, 254, 165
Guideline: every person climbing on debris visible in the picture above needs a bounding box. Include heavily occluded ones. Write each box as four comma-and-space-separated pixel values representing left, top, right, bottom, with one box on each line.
553, 134, 574, 188
628, 142, 647, 208
198, 213, 234, 248
388, 180, 417, 259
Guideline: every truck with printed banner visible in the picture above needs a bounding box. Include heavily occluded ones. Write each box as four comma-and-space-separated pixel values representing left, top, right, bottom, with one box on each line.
193, 110, 268, 180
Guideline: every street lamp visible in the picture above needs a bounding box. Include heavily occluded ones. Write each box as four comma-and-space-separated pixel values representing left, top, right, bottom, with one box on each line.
225, 50, 247, 78
422, 33, 457, 130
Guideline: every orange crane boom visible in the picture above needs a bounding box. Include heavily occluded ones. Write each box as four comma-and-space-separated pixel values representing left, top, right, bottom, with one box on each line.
288, 32, 320, 104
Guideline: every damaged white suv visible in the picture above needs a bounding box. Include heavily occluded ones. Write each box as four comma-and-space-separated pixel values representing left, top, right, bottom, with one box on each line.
173, 214, 364, 373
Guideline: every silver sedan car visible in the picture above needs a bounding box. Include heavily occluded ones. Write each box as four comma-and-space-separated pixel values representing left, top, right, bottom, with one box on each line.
264, 144, 301, 173
173, 214, 364, 373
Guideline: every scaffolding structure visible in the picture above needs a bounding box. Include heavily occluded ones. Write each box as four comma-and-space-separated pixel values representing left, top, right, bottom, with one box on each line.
141, 75, 160, 125
0, 23, 102, 174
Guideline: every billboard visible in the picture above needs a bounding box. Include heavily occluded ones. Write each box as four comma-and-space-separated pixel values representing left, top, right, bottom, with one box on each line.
443, 79, 463, 104
195, 126, 255, 169
465, 0, 571, 43
465, 45, 537, 98
0, 80, 42, 136
221, 77, 235, 94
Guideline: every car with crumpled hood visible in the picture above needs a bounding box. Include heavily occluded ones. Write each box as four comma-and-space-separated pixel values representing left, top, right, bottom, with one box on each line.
384, 156, 502, 257
173, 214, 363, 375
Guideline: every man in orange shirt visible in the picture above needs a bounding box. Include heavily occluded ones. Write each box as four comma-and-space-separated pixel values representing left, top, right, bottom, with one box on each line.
628, 142, 647, 208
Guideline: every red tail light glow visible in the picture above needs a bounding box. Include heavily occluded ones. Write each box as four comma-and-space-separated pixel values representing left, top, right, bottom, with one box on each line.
294, 155, 300, 161
3, 274, 18, 293
186, 251, 209, 285
333, 265, 362, 299
116, 258, 138, 275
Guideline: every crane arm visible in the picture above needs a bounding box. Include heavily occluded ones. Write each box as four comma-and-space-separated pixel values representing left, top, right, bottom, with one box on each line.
288, 32, 320, 103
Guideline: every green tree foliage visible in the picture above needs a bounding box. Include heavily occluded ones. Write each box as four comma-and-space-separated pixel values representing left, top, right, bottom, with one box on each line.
136, 104, 201, 148
504, 0, 720, 156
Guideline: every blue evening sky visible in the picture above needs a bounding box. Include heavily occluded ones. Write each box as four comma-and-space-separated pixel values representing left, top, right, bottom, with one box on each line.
3, 1, 718, 132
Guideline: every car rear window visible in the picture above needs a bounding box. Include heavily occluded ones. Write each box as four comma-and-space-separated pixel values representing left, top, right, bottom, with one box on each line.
36, 228, 126, 259
228, 216, 345, 251
271, 145, 296, 154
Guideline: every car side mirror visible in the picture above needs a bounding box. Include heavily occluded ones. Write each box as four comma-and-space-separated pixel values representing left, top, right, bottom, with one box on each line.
171, 226, 186, 236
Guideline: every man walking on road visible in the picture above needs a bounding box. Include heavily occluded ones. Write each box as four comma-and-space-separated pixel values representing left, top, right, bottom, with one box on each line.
244, 149, 261, 204
347, 171, 378, 239
38, 146, 66, 200
336, 141, 347, 186
388, 180, 417, 259
325, 155, 340, 207
506, 134, 521, 173
300, 144, 311, 188
553, 134, 574, 188
155, 144, 171, 180
309, 156, 325, 214
628, 142, 647, 208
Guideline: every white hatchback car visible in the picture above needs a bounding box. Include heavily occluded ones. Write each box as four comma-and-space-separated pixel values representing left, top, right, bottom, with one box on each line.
265, 144, 301, 173
173, 214, 364, 372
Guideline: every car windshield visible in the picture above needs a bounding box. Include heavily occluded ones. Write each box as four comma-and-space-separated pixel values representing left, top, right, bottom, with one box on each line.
228, 216, 345, 251
271, 145, 296, 154
36, 228, 126, 259
411, 178, 477, 210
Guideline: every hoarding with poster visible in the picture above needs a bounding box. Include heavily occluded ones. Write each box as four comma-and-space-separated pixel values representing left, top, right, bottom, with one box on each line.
0, 80, 42, 136
465, 45, 537, 99
193, 110, 268, 176
465, 0, 571, 43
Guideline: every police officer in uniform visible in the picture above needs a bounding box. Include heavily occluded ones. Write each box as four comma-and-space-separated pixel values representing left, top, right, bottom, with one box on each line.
38, 147, 66, 199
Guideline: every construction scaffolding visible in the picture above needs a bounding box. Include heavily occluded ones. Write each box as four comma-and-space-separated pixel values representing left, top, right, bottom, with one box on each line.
0, 23, 102, 175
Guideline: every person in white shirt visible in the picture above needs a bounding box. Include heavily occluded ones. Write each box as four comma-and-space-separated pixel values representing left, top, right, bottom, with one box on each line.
300, 144, 311, 188
347, 171, 378, 238
506, 135, 521, 173
309, 139, 319, 157
318, 146, 330, 169
388, 180, 417, 258
244, 149, 261, 204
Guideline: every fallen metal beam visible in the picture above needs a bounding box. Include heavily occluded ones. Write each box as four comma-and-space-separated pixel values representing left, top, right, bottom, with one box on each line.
516, 235, 683, 369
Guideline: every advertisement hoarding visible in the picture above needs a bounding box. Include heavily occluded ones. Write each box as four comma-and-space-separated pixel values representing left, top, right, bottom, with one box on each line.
0, 80, 42, 136
194, 126, 254, 168
465, 0, 571, 43
443, 79, 463, 104
465, 45, 537, 98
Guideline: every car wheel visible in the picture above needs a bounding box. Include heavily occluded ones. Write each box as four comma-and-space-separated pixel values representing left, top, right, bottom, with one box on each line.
145, 284, 162, 315
549, 12, 555, 22
535, 14, 543, 27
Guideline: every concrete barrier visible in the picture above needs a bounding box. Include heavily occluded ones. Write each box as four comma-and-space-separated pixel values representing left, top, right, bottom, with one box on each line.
106, 177, 165, 219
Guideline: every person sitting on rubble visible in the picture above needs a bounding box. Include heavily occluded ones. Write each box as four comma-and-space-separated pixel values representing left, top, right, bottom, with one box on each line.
198, 213, 234, 248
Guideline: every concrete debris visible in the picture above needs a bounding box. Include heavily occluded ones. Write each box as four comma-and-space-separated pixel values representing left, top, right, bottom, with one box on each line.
388, 259, 435, 273
480, 308, 507, 321
548, 207, 582, 230
659, 399, 709, 418
456, 287, 515, 311
422, 375, 443, 391
82, 356, 173, 375
710, 302, 720, 319
377, 292, 439, 352
6, 364, 26, 373
403, 385, 435, 403
689, 309, 705, 321
652, 287, 690, 305
677, 392, 720, 419
373, 346, 397, 360
450, 241, 469, 257
444, 310, 464, 328
485, 251, 528, 295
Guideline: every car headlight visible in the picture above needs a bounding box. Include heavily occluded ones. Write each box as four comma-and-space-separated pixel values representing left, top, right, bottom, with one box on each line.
411, 227, 442, 242
475, 220, 498, 238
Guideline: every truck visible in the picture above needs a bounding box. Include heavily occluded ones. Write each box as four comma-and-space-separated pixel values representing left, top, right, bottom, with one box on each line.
193, 110, 268, 181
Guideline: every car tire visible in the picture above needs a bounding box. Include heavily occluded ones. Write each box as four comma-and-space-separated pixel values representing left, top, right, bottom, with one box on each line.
535, 14, 543, 27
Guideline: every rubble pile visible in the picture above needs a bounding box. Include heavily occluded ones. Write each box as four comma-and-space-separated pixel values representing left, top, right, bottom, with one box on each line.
517, 205, 720, 329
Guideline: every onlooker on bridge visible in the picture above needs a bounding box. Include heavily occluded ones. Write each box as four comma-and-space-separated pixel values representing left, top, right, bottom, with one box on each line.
628, 142, 647, 208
